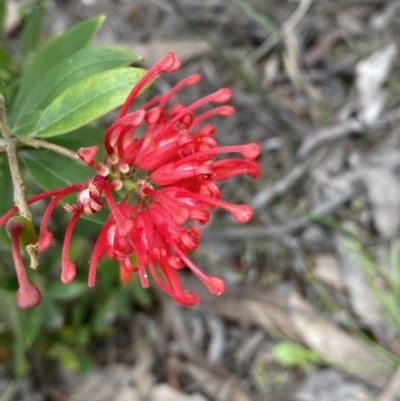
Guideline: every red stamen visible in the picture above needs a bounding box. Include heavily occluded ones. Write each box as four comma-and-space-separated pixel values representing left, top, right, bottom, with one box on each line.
61, 210, 82, 284
117, 109, 146, 157
38, 184, 82, 251
132, 229, 150, 288
142, 187, 189, 225
154, 89, 233, 144
118, 53, 179, 118
210, 159, 261, 180
88, 219, 113, 287
162, 229, 226, 296
192, 105, 235, 126
9, 226, 41, 309
174, 189, 253, 223
0, 188, 63, 228
145, 74, 202, 111
174, 144, 261, 167
104, 184, 133, 236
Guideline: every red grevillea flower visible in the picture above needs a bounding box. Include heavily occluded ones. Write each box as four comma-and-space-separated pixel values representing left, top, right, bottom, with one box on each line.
2, 53, 261, 308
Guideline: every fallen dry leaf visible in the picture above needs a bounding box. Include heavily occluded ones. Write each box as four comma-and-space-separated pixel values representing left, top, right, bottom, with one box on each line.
149, 384, 208, 401
70, 364, 136, 401
313, 253, 344, 291
360, 151, 400, 239
171, 359, 253, 401
215, 285, 300, 342
289, 291, 393, 389
356, 43, 397, 125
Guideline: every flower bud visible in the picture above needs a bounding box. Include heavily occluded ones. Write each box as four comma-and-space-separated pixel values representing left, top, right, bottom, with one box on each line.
6, 216, 35, 246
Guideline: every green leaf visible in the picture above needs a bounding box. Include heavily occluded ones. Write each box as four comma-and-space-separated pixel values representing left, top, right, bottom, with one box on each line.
0, 45, 12, 70
272, 341, 322, 367
48, 125, 105, 158
11, 15, 105, 117
0, 0, 6, 38
59, 347, 80, 371
34, 67, 146, 137
14, 46, 141, 123
132, 273, 152, 307
20, 6, 45, 65
20, 148, 93, 189
47, 281, 87, 301
21, 302, 46, 345
13, 110, 42, 136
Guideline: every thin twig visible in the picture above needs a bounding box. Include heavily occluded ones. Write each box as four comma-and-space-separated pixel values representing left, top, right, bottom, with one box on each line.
249, 0, 314, 63
253, 108, 400, 212
252, 162, 308, 211
209, 178, 361, 240
298, 108, 400, 160
16, 137, 81, 163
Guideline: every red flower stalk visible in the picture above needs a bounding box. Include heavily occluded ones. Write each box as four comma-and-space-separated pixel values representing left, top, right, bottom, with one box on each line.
6, 217, 41, 309
2, 52, 261, 308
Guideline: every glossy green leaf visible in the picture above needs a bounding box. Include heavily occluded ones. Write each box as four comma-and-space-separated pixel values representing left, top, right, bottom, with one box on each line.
20, 6, 45, 65
20, 148, 93, 190
14, 46, 141, 123
11, 15, 104, 117
34, 67, 146, 137
13, 110, 42, 136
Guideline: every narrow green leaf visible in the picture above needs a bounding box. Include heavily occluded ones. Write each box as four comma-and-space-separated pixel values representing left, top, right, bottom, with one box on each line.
13, 110, 42, 136
34, 67, 146, 138
20, 6, 45, 65
14, 46, 141, 122
0, 0, 6, 38
20, 148, 93, 189
11, 15, 105, 116
0, 45, 12, 70
232, 0, 278, 34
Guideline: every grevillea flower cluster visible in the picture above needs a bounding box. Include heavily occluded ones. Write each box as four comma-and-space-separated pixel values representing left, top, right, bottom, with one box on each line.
2, 53, 261, 309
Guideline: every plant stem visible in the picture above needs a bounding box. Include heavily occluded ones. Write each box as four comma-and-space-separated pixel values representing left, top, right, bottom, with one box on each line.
0, 96, 12, 138
6, 140, 31, 221
5, 139, 39, 269
16, 137, 82, 163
